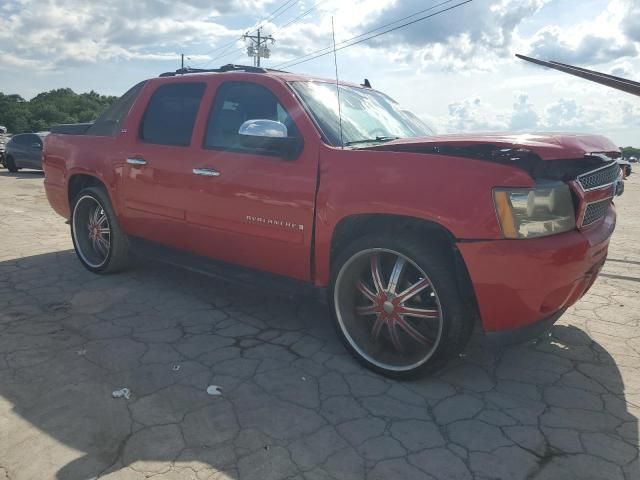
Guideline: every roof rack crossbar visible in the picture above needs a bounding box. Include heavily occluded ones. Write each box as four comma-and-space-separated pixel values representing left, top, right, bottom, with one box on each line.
159, 64, 284, 77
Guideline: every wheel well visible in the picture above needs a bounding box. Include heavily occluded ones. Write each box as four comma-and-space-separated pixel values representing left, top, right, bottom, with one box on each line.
331, 215, 455, 263
330, 214, 480, 323
68, 174, 105, 207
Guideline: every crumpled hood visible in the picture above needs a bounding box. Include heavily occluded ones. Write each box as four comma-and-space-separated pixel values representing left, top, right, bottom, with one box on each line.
367, 132, 620, 161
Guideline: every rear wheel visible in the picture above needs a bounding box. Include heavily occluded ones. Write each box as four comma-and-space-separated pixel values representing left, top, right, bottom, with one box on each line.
6, 155, 18, 172
330, 234, 472, 378
71, 187, 130, 273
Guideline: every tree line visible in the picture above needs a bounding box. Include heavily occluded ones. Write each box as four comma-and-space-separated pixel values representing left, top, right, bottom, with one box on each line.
621, 146, 640, 158
0, 89, 117, 134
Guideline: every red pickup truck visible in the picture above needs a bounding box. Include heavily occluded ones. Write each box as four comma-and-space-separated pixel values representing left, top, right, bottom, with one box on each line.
43, 65, 622, 377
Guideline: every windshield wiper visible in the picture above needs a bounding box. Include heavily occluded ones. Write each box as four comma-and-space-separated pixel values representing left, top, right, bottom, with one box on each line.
344, 136, 400, 146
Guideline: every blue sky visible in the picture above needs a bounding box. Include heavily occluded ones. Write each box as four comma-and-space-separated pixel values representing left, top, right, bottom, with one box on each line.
0, 0, 638, 145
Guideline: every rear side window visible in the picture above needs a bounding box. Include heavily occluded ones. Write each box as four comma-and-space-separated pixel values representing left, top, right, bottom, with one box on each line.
140, 83, 205, 146
86, 81, 146, 137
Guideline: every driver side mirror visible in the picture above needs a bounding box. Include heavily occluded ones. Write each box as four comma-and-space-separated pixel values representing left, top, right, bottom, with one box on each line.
239, 119, 288, 138
238, 119, 303, 160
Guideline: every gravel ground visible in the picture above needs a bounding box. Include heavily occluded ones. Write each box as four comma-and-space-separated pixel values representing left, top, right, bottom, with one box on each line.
0, 169, 638, 480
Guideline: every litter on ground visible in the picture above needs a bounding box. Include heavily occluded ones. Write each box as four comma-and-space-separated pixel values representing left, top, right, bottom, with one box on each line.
206, 385, 222, 396
112, 388, 131, 400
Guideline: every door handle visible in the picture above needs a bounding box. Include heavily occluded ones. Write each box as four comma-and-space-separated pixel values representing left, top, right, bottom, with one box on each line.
126, 157, 147, 166
193, 168, 221, 177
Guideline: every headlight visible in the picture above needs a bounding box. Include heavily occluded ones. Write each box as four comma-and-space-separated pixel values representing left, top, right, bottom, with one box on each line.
493, 182, 576, 239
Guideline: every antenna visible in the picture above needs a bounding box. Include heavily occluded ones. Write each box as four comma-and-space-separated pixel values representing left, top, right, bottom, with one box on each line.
331, 16, 344, 149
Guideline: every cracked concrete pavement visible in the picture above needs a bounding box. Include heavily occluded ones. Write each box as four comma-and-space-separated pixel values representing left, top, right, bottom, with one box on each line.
0, 170, 638, 480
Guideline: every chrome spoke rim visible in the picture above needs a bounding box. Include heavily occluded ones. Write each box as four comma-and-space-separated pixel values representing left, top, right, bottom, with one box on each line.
72, 196, 112, 269
370, 255, 385, 294
395, 315, 431, 346
334, 248, 444, 372
387, 256, 405, 294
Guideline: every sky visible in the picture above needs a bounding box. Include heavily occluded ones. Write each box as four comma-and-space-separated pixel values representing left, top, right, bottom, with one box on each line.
0, 0, 638, 146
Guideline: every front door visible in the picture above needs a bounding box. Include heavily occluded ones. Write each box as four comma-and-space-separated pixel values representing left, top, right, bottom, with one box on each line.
119, 81, 206, 250
185, 80, 319, 281
24, 134, 43, 169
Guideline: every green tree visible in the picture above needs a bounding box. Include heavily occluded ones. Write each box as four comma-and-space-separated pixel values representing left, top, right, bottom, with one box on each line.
0, 88, 117, 134
621, 146, 640, 158
0, 93, 31, 133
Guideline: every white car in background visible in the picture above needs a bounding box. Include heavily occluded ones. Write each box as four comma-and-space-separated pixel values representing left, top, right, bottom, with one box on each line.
0, 126, 9, 167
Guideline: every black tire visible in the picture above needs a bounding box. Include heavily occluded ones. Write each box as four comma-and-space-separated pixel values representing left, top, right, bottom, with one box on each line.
329, 233, 473, 379
70, 186, 130, 273
6, 155, 18, 173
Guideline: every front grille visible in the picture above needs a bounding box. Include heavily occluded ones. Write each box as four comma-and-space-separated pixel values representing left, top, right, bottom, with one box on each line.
582, 198, 611, 227
577, 163, 619, 190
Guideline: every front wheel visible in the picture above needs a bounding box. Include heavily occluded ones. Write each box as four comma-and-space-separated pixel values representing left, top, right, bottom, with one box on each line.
71, 186, 130, 273
5, 156, 18, 172
330, 234, 473, 378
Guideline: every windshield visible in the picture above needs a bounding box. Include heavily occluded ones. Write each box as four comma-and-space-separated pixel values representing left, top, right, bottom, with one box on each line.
290, 81, 432, 147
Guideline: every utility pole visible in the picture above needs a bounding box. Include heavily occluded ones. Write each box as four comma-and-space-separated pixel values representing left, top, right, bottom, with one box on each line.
181, 53, 184, 70
244, 28, 274, 67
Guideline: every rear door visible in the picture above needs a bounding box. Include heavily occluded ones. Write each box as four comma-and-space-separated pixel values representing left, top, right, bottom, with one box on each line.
10, 135, 26, 167
119, 81, 206, 250
184, 79, 319, 281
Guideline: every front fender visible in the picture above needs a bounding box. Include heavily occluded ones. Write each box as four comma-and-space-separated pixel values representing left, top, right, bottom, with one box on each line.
312, 145, 533, 286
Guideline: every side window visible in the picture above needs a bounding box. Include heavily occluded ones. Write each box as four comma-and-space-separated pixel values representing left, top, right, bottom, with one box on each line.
204, 82, 298, 153
28, 134, 41, 147
87, 81, 146, 137
140, 82, 205, 146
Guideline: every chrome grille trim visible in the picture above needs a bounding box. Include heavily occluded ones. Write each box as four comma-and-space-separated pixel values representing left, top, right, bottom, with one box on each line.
576, 162, 620, 191
582, 197, 613, 227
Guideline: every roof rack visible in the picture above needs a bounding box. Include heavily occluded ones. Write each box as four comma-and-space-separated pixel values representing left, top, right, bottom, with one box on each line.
159, 64, 284, 77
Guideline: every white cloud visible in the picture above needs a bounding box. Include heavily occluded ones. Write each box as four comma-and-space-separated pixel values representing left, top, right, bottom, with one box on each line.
436, 92, 632, 143
527, 28, 637, 65
509, 94, 539, 130
621, 101, 640, 127
621, 0, 640, 43
0, 0, 275, 70
445, 97, 509, 132
523, 0, 639, 66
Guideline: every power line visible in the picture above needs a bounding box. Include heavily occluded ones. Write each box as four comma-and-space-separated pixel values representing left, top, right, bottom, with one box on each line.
225, 0, 324, 66
275, 0, 461, 68
275, 0, 470, 69
203, 38, 245, 65
272, 0, 324, 34
226, 0, 324, 65
196, 0, 300, 68
201, 36, 242, 59
261, 0, 302, 28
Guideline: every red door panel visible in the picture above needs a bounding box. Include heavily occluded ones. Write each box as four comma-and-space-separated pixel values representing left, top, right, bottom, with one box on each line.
119, 145, 194, 250
186, 149, 317, 281
184, 78, 320, 281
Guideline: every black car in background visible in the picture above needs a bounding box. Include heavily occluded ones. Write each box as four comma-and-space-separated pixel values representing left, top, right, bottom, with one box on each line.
3, 132, 48, 172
